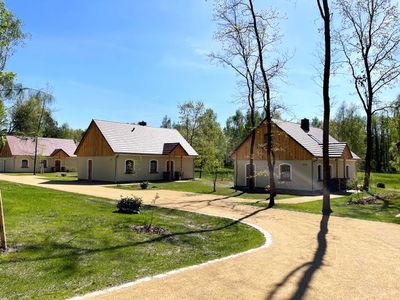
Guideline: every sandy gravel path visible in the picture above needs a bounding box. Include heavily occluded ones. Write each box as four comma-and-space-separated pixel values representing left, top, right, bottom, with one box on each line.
1, 174, 399, 300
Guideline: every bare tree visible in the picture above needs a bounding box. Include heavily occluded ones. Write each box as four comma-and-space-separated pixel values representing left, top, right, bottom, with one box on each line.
335, 0, 400, 191
211, 0, 260, 191
317, 0, 333, 214
248, 0, 287, 207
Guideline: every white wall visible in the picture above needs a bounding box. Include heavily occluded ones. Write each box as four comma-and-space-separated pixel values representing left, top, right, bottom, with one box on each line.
77, 155, 195, 182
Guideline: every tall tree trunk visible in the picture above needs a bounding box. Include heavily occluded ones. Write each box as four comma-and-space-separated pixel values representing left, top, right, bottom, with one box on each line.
318, 0, 332, 215
248, 0, 276, 207
363, 112, 373, 191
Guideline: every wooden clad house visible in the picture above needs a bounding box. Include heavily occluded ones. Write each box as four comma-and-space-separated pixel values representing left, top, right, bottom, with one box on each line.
74, 119, 198, 182
0, 135, 77, 173
231, 118, 360, 194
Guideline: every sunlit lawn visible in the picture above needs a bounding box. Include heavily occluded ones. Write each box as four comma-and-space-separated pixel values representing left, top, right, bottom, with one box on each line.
0, 181, 264, 299
115, 179, 298, 200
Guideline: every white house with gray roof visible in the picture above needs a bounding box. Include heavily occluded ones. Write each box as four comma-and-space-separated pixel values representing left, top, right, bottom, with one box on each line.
75, 119, 198, 182
231, 118, 360, 194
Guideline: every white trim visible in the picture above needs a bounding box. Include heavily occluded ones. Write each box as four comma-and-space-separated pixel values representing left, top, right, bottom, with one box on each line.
149, 159, 158, 173
124, 159, 135, 174
279, 163, 292, 181
245, 163, 257, 187
21, 159, 29, 168
165, 160, 175, 173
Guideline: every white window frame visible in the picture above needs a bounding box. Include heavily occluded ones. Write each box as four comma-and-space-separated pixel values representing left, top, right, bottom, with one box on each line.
245, 163, 257, 186
317, 164, 322, 181
21, 159, 29, 168
149, 159, 158, 173
125, 159, 135, 174
40, 159, 48, 169
279, 163, 292, 181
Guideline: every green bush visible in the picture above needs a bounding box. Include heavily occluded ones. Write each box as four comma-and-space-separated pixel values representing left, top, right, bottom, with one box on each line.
116, 196, 143, 214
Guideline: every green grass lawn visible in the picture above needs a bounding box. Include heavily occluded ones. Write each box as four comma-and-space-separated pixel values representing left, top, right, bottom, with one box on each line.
0, 181, 264, 299
276, 194, 400, 224
115, 180, 297, 200
39, 172, 78, 182
357, 172, 400, 190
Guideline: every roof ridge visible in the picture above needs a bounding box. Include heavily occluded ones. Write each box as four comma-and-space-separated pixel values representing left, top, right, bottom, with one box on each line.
94, 119, 178, 131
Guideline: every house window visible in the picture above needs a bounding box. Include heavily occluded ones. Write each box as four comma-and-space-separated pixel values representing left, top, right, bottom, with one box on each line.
21, 159, 29, 168
346, 165, 350, 178
279, 164, 291, 181
149, 160, 158, 173
40, 160, 47, 168
317, 165, 322, 181
125, 160, 134, 174
329, 165, 333, 178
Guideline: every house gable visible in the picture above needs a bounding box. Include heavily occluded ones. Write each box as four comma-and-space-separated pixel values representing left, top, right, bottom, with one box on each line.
0, 142, 12, 157
75, 121, 115, 157
232, 122, 314, 161
50, 149, 70, 159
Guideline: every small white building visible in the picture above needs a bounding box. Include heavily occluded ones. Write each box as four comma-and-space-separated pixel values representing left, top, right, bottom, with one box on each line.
0, 135, 77, 173
231, 119, 360, 194
75, 119, 198, 182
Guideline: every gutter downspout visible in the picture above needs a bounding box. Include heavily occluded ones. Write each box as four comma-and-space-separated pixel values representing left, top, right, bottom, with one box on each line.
114, 154, 119, 184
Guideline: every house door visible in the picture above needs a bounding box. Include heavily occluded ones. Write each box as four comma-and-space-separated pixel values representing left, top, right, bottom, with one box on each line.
167, 161, 174, 173
246, 164, 255, 187
88, 160, 93, 181
55, 160, 61, 172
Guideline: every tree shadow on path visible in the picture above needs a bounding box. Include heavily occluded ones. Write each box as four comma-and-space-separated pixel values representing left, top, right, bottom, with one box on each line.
266, 213, 330, 300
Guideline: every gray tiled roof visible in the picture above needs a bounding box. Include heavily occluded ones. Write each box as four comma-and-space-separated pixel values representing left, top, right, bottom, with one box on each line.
94, 119, 198, 156
6, 135, 77, 157
273, 119, 360, 159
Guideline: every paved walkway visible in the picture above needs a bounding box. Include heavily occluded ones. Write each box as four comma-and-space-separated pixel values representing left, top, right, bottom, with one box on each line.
1, 174, 399, 299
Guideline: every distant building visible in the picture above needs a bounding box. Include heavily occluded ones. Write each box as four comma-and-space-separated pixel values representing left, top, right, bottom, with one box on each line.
75, 119, 198, 182
0, 135, 77, 173
231, 118, 360, 194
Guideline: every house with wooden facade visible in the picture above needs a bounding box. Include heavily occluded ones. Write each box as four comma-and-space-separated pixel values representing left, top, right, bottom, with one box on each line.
231, 118, 360, 194
74, 119, 198, 182
0, 135, 77, 173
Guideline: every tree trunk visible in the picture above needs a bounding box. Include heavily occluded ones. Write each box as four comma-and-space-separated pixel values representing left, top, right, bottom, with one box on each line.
319, 0, 332, 215
248, 0, 276, 207
363, 112, 373, 191
0, 191, 7, 251
213, 171, 217, 192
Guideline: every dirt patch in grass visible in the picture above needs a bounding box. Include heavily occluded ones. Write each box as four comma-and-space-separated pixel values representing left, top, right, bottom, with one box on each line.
131, 225, 170, 235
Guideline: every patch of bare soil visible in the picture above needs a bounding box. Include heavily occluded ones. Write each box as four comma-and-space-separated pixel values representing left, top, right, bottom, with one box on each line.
347, 193, 397, 205
131, 225, 170, 235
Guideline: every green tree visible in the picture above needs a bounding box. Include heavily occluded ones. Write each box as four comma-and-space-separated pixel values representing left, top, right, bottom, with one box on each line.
160, 115, 172, 128
331, 102, 366, 159
336, 0, 400, 190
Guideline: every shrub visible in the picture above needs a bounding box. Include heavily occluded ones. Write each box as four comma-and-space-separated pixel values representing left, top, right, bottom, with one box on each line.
116, 196, 142, 214
377, 182, 385, 188
140, 181, 149, 190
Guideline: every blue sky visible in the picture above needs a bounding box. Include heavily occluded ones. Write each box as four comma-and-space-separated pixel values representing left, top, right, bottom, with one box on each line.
5, 0, 399, 130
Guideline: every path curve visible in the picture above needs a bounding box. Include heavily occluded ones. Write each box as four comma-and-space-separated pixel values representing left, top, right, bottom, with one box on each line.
1, 174, 399, 300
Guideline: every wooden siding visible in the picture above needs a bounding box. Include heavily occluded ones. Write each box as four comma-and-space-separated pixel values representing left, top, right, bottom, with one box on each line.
232, 123, 313, 161
51, 149, 69, 159
0, 143, 12, 157
75, 121, 114, 157
342, 145, 353, 160
169, 144, 188, 157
